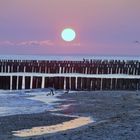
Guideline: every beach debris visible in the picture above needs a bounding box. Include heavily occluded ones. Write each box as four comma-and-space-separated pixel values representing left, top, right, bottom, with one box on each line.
64, 89, 69, 94
46, 88, 55, 96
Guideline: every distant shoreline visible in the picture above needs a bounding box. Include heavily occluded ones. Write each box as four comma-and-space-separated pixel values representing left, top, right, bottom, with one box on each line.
0, 54, 140, 61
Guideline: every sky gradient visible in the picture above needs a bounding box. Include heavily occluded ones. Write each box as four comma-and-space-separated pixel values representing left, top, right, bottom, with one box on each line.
0, 0, 140, 55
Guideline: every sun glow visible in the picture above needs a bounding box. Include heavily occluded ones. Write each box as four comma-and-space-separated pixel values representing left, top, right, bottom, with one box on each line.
61, 28, 76, 42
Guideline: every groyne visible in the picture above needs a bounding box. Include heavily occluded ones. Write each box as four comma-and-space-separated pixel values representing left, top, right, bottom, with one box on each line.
0, 59, 140, 90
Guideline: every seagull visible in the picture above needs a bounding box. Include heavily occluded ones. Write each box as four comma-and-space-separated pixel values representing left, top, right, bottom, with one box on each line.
133, 40, 140, 44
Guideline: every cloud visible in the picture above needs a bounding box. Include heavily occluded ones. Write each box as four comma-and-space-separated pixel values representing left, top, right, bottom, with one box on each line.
0, 40, 81, 48
0, 41, 15, 46
71, 43, 81, 47
61, 42, 81, 47
0, 40, 54, 47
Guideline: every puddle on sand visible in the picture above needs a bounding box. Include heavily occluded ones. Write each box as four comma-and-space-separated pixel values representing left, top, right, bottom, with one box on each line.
13, 116, 93, 137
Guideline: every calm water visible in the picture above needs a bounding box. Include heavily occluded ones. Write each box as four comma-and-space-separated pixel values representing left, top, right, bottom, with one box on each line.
0, 89, 61, 117
0, 54, 140, 61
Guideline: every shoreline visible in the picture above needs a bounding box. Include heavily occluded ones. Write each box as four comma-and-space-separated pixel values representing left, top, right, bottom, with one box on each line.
0, 89, 65, 117
0, 90, 140, 140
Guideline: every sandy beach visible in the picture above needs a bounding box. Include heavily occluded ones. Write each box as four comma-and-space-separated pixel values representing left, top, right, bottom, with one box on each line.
0, 90, 140, 140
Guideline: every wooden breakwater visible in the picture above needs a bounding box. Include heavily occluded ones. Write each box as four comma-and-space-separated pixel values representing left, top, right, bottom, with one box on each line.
0, 59, 140, 90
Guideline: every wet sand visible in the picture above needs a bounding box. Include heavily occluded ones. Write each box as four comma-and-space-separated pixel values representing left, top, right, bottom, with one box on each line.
0, 91, 140, 140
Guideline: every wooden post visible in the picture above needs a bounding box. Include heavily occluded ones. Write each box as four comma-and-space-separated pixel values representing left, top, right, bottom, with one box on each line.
75, 77, 78, 90
100, 78, 103, 90
16, 76, 19, 90
66, 77, 70, 90
41, 76, 45, 89
25, 77, 31, 89
44, 77, 49, 88
71, 77, 76, 90
22, 76, 25, 90
18, 76, 22, 90
59, 77, 64, 89
64, 77, 66, 90
12, 76, 17, 90
54, 77, 59, 89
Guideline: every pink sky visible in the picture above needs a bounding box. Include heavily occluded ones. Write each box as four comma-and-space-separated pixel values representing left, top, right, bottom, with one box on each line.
0, 0, 140, 55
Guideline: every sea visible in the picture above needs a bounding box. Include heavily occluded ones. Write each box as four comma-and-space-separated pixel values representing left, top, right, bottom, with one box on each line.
0, 89, 63, 117
0, 54, 140, 61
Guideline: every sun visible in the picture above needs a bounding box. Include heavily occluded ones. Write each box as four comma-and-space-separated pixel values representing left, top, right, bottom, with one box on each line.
61, 28, 76, 42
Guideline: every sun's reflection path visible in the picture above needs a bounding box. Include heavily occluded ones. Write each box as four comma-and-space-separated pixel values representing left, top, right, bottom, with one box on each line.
12, 114, 93, 137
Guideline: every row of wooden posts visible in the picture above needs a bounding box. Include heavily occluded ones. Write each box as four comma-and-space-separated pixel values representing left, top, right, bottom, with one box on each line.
0, 76, 140, 91
0, 59, 140, 91
0, 59, 140, 75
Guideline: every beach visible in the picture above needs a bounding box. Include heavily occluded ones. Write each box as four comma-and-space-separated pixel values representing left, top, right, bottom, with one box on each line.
0, 90, 140, 140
